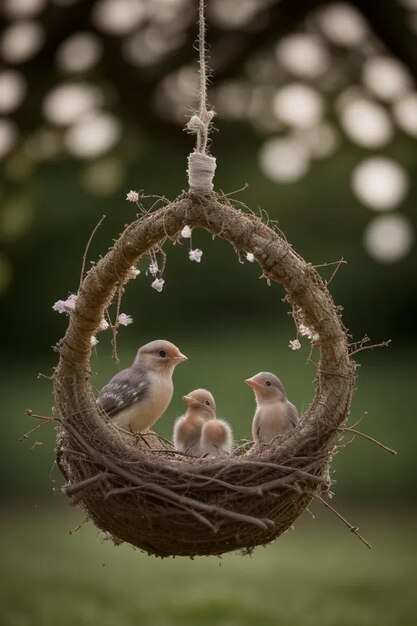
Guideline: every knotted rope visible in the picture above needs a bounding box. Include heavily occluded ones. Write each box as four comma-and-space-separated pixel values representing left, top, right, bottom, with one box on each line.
186, 0, 216, 194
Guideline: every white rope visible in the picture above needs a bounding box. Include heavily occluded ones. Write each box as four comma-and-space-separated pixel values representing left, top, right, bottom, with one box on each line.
186, 0, 216, 194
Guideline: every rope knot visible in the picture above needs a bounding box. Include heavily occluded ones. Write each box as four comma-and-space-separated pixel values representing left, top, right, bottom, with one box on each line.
187, 151, 216, 194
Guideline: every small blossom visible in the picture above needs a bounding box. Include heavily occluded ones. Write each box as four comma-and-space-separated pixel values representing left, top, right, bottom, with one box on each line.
98, 318, 109, 331
189, 248, 203, 263
246, 252, 255, 263
181, 225, 192, 238
151, 278, 165, 292
299, 323, 319, 342
90, 336, 99, 347
117, 313, 133, 326
52, 294, 77, 315
127, 266, 140, 279
289, 339, 301, 350
149, 261, 159, 276
126, 190, 139, 202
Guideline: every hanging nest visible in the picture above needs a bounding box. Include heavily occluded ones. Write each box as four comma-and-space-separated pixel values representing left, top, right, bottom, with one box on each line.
53, 191, 356, 557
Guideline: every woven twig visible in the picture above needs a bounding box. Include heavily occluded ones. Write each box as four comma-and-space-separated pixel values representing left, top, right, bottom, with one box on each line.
53, 192, 356, 557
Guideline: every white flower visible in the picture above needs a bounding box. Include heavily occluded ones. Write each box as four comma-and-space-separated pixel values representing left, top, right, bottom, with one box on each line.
289, 339, 301, 350
90, 336, 99, 347
98, 318, 109, 331
127, 266, 140, 279
52, 294, 77, 315
117, 313, 133, 326
126, 190, 139, 202
181, 225, 192, 238
189, 248, 203, 263
149, 261, 159, 276
151, 278, 165, 292
299, 323, 319, 342
246, 252, 255, 262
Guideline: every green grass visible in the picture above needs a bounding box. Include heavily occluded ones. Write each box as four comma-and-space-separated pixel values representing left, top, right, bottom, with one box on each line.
1, 507, 416, 626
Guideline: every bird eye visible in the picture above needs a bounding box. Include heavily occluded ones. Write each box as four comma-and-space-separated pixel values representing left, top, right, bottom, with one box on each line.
205, 400, 210, 406
159, 350, 167, 358
265, 380, 272, 387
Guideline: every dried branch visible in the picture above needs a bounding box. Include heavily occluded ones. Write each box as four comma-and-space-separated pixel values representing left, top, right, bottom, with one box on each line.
313, 494, 372, 549
63, 472, 108, 497
349, 338, 391, 357
78, 214, 106, 292
339, 427, 397, 456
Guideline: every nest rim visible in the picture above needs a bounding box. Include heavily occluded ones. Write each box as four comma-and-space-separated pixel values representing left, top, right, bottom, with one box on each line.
53, 191, 356, 557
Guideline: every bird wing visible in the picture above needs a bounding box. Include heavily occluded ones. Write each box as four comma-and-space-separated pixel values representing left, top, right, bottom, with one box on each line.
97, 367, 150, 418
286, 401, 299, 428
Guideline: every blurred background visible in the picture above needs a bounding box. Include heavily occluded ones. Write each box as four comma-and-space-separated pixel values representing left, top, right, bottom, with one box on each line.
0, 1, 416, 624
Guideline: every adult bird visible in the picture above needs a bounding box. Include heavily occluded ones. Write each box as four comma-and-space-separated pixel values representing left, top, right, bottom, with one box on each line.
97, 340, 187, 433
245, 372, 299, 443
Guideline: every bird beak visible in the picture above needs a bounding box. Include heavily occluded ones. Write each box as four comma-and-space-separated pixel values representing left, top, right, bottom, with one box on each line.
173, 352, 188, 362
245, 377, 261, 390
182, 395, 194, 406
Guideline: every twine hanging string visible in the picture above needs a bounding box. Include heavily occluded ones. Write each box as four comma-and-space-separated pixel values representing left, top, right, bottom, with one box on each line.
186, 0, 216, 194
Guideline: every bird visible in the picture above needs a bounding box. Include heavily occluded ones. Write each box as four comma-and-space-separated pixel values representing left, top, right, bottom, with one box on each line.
173, 388, 216, 456
200, 417, 233, 457
245, 372, 299, 444
97, 339, 188, 433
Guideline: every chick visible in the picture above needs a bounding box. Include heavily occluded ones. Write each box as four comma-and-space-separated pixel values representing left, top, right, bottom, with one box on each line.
245, 372, 299, 443
97, 339, 187, 433
173, 389, 215, 456
200, 418, 233, 457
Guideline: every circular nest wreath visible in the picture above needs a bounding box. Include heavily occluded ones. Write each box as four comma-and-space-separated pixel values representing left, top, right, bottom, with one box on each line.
53, 191, 356, 558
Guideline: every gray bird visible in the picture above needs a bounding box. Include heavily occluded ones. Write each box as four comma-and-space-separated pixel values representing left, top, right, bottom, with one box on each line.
245, 372, 299, 443
97, 339, 187, 433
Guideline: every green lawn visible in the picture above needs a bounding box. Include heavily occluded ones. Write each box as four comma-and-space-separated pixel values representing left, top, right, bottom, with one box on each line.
1, 506, 416, 626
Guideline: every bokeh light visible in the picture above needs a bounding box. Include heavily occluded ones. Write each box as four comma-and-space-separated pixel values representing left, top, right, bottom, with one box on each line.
352, 157, 409, 210
0, 70, 26, 114
82, 157, 125, 196
362, 56, 412, 101
339, 97, 393, 148
272, 83, 324, 129
392, 92, 417, 138
0, 119, 18, 160
259, 137, 310, 183
2, 0, 47, 19
123, 26, 185, 68
209, 0, 259, 29
56, 32, 103, 74
276, 34, 329, 79
0, 20, 44, 64
364, 214, 414, 263
92, 0, 146, 36
317, 3, 368, 46
64, 112, 122, 159
295, 122, 339, 159
43, 83, 103, 126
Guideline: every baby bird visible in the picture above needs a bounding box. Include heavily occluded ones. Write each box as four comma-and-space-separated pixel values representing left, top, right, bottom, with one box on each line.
245, 372, 299, 444
173, 389, 216, 456
200, 418, 233, 457
97, 339, 187, 433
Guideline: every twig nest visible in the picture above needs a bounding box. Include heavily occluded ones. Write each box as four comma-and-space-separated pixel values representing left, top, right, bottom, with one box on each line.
53, 192, 355, 557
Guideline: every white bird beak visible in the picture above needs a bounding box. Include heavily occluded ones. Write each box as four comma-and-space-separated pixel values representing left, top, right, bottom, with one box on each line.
174, 352, 188, 362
